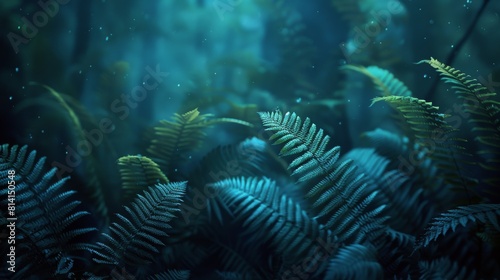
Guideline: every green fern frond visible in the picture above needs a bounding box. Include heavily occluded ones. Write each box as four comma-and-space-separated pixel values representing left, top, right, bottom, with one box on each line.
371, 96, 477, 189
417, 204, 500, 248
146, 108, 252, 173
259, 111, 387, 243
420, 57, 500, 187
92, 182, 186, 267
342, 65, 412, 97
117, 155, 169, 202
0, 144, 96, 279
210, 177, 338, 275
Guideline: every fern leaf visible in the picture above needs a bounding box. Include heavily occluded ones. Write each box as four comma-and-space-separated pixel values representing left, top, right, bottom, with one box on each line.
418, 204, 500, 248
342, 65, 412, 97
30, 83, 109, 223
117, 155, 169, 202
259, 111, 387, 244
146, 108, 252, 173
0, 144, 96, 279
210, 177, 338, 274
324, 244, 383, 280
191, 137, 268, 186
92, 182, 186, 266
419, 257, 476, 280
371, 96, 477, 190
420, 57, 500, 188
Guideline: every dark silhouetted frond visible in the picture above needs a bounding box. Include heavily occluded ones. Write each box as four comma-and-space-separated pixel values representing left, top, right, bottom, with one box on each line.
324, 244, 383, 280
0, 144, 96, 279
417, 204, 500, 248
147, 270, 190, 280
419, 257, 476, 280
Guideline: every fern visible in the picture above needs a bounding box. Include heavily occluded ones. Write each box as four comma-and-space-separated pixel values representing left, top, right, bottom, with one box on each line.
117, 155, 169, 202
259, 111, 387, 244
371, 96, 477, 191
324, 244, 383, 280
417, 204, 500, 248
0, 144, 96, 279
419, 257, 476, 280
147, 270, 190, 280
420, 57, 500, 189
209, 177, 338, 277
361, 128, 410, 158
190, 137, 268, 187
28, 83, 109, 223
92, 182, 186, 267
343, 148, 437, 233
342, 65, 412, 97
146, 108, 252, 173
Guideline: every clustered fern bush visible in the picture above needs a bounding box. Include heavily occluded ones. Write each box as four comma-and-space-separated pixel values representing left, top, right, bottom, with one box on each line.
1, 58, 499, 279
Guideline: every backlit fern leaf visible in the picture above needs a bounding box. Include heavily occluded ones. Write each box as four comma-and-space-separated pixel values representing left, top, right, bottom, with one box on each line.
146, 108, 252, 173
371, 96, 477, 191
417, 204, 500, 248
117, 155, 169, 202
92, 182, 186, 267
259, 111, 386, 244
342, 65, 412, 97
421, 57, 500, 189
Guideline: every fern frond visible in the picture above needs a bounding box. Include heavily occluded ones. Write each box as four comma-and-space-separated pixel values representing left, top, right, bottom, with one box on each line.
117, 155, 169, 202
92, 182, 186, 267
420, 57, 500, 188
417, 204, 500, 248
191, 137, 268, 186
146, 108, 252, 173
324, 244, 383, 280
376, 229, 415, 278
419, 257, 476, 280
210, 177, 338, 275
259, 111, 387, 244
22, 83, 109, 224
343, 148, 436, 233
342, 65, 412, 97
361, 128, 410, 158
371, 96, 477, 190
147, 270, 190, 280
0, 144, 96, 279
